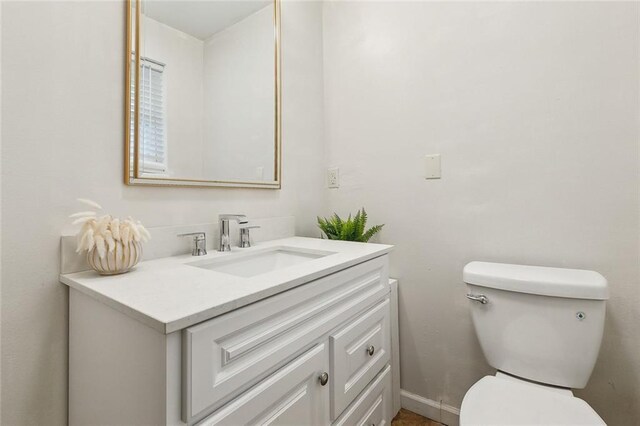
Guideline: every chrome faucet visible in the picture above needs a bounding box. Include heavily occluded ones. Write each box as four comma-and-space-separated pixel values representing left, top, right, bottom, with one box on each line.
178, 232, 207, 256
218, 214, 248, 251
239, 225, 260, 248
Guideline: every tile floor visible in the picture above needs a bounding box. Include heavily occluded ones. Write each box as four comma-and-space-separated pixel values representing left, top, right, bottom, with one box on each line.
391, 408, 444, 426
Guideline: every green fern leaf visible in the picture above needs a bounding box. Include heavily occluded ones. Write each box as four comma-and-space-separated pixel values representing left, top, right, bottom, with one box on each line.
317, 209, 384, 242
360, 224, 384, 242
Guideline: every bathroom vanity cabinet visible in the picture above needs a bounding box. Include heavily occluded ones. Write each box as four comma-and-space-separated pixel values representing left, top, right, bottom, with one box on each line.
63, 238, 397, 425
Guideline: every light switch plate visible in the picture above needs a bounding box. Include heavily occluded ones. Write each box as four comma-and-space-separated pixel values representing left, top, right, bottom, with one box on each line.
424, 154, 441, 179
327, 167, 340, 188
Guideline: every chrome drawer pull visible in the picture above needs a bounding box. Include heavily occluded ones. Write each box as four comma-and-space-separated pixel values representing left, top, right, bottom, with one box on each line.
319, 372, 329, 386
367, 345, 375, 356
466, 294, 488, 304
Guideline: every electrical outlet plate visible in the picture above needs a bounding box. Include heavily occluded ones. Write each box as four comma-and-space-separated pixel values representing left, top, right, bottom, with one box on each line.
424, 154, 441, 179
327, 167, 339, 188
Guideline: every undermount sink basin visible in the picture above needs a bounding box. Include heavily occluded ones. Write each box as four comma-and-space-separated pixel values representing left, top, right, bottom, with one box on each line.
188, 247, 335, 278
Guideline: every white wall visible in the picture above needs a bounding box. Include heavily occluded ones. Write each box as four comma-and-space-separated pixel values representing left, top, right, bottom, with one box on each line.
0, 1, 325, 424
142, 16, 205, 179
323, 2, 640, 425
0, 2, 3, 420
203, 5, 275, 182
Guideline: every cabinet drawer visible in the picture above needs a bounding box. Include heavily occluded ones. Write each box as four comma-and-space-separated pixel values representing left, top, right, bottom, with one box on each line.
333, 365, 392, 426
198, 343, 330, 426
184, 256, 389, 422
330, 298, 391, 419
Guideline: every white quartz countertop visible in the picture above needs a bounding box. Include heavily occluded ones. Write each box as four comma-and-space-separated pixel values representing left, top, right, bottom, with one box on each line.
60, 237, 393, 334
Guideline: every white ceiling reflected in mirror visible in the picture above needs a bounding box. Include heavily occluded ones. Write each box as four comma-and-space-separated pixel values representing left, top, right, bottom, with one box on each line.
126, 0, 281, 188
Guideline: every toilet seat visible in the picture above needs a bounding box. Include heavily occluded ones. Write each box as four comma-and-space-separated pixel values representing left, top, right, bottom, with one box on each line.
460, 374, 605, 425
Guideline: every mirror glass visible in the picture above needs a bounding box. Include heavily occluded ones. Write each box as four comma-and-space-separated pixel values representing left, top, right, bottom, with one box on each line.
127, 0, 280, 188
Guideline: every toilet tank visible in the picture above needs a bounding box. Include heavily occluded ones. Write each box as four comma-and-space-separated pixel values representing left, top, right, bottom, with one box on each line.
463, 262, 608, 389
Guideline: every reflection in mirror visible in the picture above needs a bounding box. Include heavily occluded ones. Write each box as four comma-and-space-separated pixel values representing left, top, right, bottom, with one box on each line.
127, 0, 280, 188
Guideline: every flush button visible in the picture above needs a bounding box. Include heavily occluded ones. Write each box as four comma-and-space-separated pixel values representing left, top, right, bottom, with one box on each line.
576, 312, 586, 320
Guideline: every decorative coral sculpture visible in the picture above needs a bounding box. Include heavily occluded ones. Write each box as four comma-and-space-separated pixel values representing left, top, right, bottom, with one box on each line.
71, 199, 150, 275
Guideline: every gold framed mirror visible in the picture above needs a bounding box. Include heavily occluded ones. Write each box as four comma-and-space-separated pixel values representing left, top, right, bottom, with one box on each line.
125, 0, 281, 188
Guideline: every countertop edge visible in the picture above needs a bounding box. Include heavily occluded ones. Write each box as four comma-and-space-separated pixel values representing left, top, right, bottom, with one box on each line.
60, 246, 392, 334
61, 274, 169, 333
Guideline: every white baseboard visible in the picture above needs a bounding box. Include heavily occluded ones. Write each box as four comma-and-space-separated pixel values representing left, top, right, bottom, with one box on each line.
400, 389, 460, 426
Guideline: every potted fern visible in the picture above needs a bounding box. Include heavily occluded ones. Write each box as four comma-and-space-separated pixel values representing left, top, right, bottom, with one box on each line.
317, 208, 384, 242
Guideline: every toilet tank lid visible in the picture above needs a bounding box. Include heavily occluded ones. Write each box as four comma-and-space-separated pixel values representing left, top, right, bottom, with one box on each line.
463, 262, 609, 300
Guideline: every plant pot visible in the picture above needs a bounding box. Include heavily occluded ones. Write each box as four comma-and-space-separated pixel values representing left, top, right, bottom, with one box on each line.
87, 241, 142, 275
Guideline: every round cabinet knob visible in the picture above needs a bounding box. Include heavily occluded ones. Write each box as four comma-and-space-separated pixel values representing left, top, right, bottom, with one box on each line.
367, 345, 375, 356
319, 372, 329, 386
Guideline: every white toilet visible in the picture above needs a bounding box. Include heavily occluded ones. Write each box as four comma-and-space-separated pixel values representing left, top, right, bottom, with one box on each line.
460, 261, 609, 425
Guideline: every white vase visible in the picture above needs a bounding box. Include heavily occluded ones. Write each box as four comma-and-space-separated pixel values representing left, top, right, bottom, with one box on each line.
87, 241, 142, 275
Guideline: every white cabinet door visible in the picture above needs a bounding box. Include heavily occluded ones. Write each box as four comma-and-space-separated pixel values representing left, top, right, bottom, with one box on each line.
184, 256, 389, 422
199, 343, 330, 426
330, 298, 391, 419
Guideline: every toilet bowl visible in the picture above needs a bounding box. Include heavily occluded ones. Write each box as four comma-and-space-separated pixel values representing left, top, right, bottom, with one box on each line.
460, 373, 604, 425
461, 262, 609, 425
